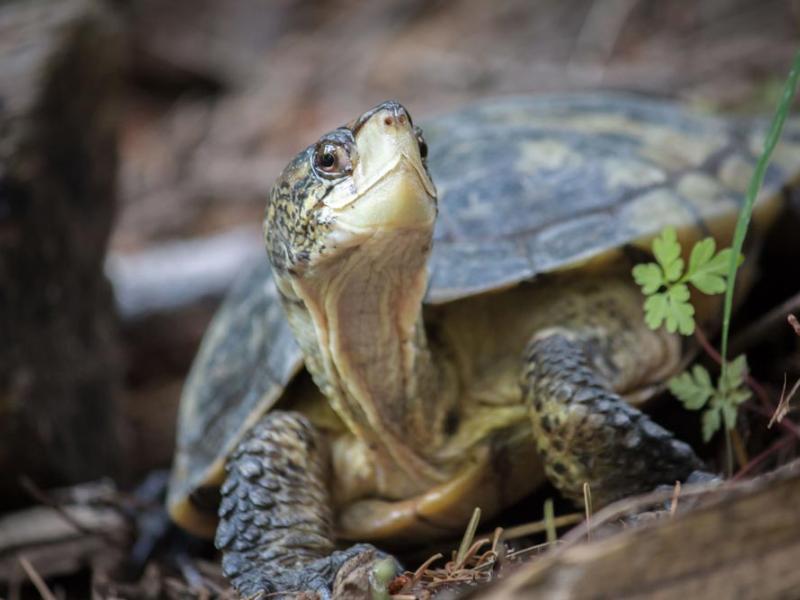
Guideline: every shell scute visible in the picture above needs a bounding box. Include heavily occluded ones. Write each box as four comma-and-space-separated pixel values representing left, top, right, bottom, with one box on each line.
425, 93, 796, 302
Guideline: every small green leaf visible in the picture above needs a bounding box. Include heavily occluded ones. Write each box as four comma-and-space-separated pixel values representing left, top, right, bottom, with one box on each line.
702, 406, 721, 442
671, 354, 751, 444
723, 354, 749, 387
728, 388, 752, 407
687, 237, 716, 275
687, 246, 741, 295
653, 228, 684, 283
633, 230, 742, 337
653, 227, 680, 265
721, 402, 739, 430
632, 263, 664, 295
692, 363, 713, 391
689, 272, 727, 295
665, 283, 695, 335
643, 292, 667, 330
664, 257, 684, 283
702, 247, 741, 273
716, 355, 751, 413
668, 365, 713, 410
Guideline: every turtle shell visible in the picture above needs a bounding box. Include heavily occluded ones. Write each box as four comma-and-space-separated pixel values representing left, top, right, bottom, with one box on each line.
167, 93, 800, 536
425, 93, 800, 301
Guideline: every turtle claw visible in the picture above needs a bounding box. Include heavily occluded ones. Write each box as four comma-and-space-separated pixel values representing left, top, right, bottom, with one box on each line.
332, 545, 400, 600
227, 544, 398, 599
370, 557, 401, 600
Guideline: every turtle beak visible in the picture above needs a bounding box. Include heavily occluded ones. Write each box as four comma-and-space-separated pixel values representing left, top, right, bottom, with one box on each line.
336, 101, 437, 232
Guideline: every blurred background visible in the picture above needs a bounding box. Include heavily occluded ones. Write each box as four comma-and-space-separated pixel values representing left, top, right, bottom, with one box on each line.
2, 0, 800, 595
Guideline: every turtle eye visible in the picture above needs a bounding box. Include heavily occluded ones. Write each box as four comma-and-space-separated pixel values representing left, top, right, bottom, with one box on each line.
313, 142, 352, 178
415, 128, 428, 160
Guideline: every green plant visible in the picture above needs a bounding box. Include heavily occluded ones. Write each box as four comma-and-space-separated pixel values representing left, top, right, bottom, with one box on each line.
668, 356, 750, 442
633, 231, 747, 440
633, 229, 738, 336
632, 49, 800, 450
719, 52, 800, 375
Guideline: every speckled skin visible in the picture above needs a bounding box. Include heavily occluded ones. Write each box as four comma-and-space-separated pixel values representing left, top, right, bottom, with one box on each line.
523, 323, 702, 508
264, 132, 343, 273
215, 411, 391, 597
166, 95, 800, 597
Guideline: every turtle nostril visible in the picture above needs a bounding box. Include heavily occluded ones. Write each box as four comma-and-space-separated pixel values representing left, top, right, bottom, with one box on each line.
398, 114, 407, 125
384, 116, 394, 126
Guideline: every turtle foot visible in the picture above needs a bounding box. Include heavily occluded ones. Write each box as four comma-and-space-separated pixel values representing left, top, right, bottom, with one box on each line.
223, 543, 398, 599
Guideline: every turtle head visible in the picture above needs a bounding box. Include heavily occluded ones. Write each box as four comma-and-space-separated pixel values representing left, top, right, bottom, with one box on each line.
265, 103, 446, 478
265, 100, 436, 275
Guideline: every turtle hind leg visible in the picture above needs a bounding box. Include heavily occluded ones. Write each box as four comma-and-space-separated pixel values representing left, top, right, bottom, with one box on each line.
522, 329, 706, 509
215, 410, 395, 598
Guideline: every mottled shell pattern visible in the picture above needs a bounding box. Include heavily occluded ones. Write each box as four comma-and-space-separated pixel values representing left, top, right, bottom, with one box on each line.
168, 93, 800, 516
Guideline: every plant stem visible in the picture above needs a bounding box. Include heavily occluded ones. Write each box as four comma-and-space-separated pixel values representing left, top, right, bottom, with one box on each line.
724, 427, 733, 478
719, 50, 800, 373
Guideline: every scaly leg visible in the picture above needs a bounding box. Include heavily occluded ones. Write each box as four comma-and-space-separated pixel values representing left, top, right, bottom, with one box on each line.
215, 411, 394, 598
522, 281, 707, 509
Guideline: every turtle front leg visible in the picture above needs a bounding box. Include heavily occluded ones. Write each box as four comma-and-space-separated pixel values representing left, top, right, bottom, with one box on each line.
215, 410, 396, 598
522, 327, 706, 509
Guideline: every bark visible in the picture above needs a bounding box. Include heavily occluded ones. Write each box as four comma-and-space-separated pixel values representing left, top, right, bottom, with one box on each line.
0, 0, 126, 504
478, 460, 800, 600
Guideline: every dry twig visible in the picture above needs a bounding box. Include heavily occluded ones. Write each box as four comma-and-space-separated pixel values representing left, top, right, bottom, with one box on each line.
583, 482, 593, 542
18, 556, 57, 600
768, 314, 800, 427
19, 477, 124, 549
669, 481, 681, 517
502, 511, 583, 541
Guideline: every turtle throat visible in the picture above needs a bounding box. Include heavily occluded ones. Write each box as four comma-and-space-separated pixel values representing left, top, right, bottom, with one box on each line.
283, 228, 446, 487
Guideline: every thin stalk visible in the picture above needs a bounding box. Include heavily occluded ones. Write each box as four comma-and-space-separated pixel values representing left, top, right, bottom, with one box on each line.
455, 507, 481, 566
720, 51, 800, 370
543, 498, 557, 544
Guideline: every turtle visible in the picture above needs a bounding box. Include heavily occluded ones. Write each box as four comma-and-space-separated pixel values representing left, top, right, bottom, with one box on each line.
167, 93, 800, 597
